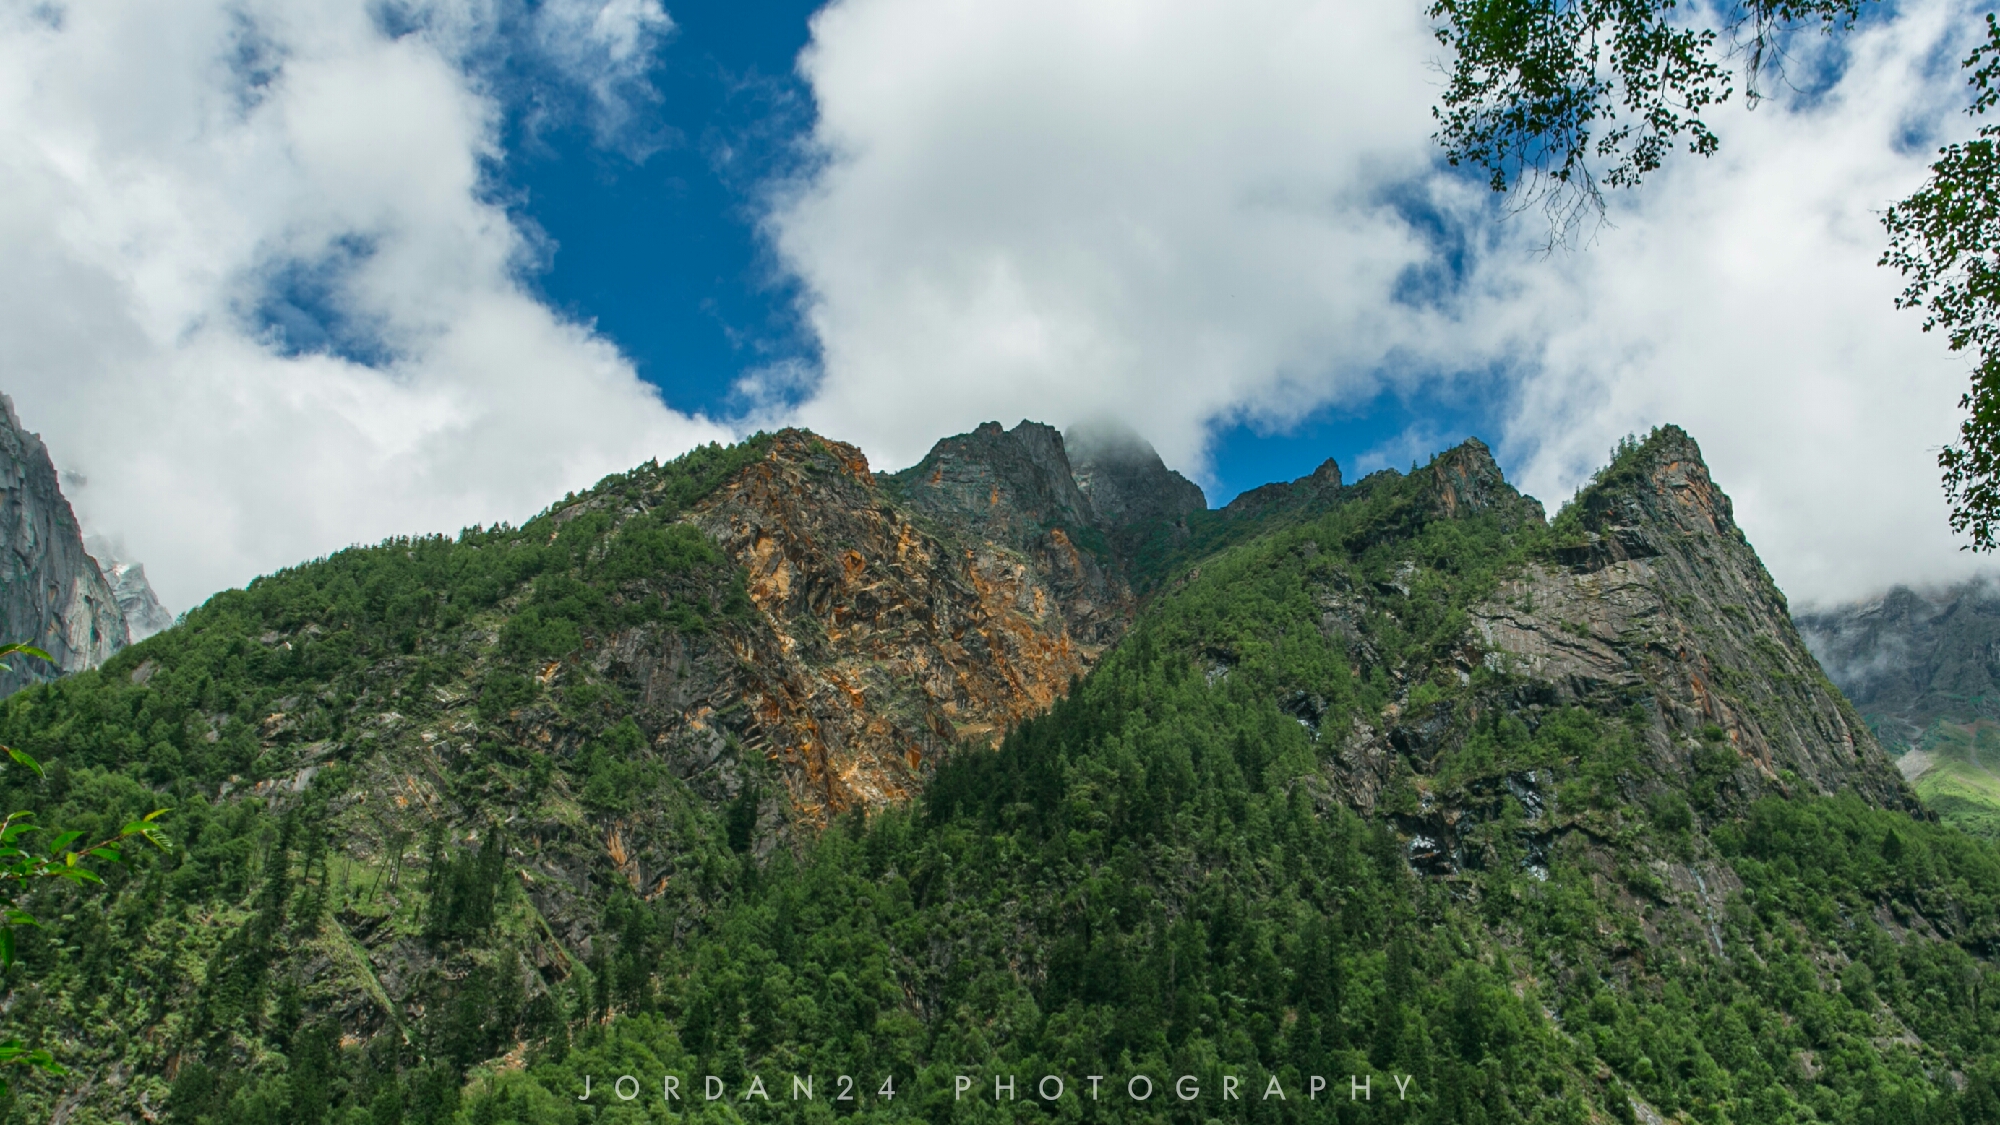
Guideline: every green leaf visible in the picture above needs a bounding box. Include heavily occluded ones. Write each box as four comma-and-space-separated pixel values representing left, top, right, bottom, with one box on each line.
48, 831, 81, 852
3, 747, 42, 779
0, 645, 53, 666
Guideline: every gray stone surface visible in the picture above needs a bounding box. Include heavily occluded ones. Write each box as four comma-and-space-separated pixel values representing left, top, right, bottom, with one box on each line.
0, 395, 127, 694
1063, 420, 1206, 527
85, 537, 174, 642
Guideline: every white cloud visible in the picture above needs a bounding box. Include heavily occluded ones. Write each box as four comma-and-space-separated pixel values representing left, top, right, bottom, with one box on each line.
0, 0, 724, 611
772, 0, 1998, 606
530, 0, 676, 156
769, 0, 1452, 472
1483, 0, 1995, 607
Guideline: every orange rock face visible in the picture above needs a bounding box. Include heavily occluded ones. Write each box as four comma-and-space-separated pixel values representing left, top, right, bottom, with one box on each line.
684, 432, 1105, 821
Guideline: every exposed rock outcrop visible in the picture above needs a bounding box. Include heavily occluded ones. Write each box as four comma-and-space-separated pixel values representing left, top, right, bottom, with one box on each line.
1294, 428, 1917, 884
85, 536, 174, 642
888, 420, 1098, 543
591, 432, 1109, 822
0, 396, 126, 693
1064, 420, 1207, 529
1462, 426, 1909, 810
888, 419, 1131, 646
1222, 456, 1343, 521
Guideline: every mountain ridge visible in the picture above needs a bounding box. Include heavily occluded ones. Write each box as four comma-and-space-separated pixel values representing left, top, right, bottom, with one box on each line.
0, 418, 1986, 1125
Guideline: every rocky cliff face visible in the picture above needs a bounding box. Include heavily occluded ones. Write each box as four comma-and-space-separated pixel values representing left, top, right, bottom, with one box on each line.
1063, 420, 1207, 528
690, 422, 1222, 819
1221, 455, 1343, 521
0, 396, 126, 693
886, 420, 1131, 645
1460, 427, 1907, 807
1313, 428, 1914, 874
670, 431, 1104, 819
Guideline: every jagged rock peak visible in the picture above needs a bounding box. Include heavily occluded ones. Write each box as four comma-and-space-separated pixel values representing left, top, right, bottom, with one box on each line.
0, 395, 127, 694
85, 536, 175, 643
1569, 424, 1735, 541
888, 420, 1097, 545
1470, 423, 1912, 811
1425, 436, 1546, 528
1223, 457, 1343, 521
1063, 420, 1206, 527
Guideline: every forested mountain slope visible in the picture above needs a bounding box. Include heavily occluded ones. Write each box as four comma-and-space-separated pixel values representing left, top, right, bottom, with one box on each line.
0, 426, 1995, 1124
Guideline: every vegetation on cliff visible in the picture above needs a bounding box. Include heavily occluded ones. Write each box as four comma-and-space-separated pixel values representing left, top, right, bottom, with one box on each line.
0, 426, 1990, 1123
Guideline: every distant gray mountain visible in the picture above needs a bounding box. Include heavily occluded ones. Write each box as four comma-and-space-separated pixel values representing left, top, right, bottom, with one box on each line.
1794, 579, 2000, 750
85, 536, 174, 642
0, 395, 127, 694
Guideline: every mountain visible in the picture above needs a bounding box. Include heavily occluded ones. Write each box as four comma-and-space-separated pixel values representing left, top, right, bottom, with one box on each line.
0, 423, 1994, 1125
0, 395, 126, 695
1795, 580, 2000, 749
1796, 580, 2000, 836
86, 536, 176, 643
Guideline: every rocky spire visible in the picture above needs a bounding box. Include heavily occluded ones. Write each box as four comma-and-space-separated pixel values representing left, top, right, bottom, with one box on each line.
1063, 420, 1206, 528
1222, 456, 1344, 521
1473, 425, 1913, 811
887, 420, 1098, 546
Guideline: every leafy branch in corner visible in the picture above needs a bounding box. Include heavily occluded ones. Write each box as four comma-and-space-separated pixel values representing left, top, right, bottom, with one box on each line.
1428, 1, 1871, 245
1883, 13, 2000, 550
0, 643, 168, 1094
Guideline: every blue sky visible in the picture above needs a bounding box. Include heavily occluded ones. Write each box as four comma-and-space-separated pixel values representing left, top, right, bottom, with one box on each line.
502, 0, 819, 421
498, 0, 1493, 506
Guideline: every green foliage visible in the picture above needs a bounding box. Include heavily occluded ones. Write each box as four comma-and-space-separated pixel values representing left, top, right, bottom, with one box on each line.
0, 642, 169, 1098
1427, 0, 2000, 544
1430, 0, 1728, 237
1884, 12, 2000, 550
1, 434, 1997, 1123
1897, 721, 2000, 838
0, 438, 771, 1119
1428, 0, 1872, 237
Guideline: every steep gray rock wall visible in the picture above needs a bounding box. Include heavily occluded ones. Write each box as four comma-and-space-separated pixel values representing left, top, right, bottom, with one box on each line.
0, 396, 127, 693
887, 420, 1099, 544
1465, 426, 1911, 811
887, 420, 1130, 647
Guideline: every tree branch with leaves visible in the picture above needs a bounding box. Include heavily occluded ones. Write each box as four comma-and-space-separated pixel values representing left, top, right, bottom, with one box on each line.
1429, 0, 2000, 548
1883, 14, 2000, 549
